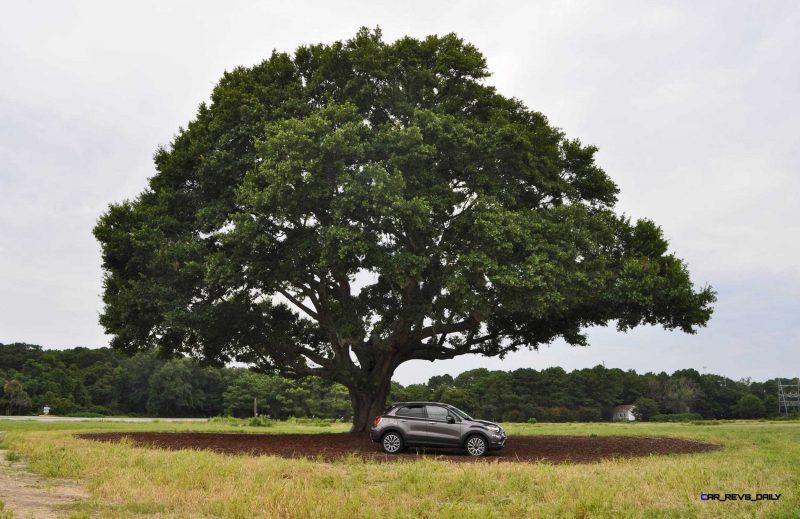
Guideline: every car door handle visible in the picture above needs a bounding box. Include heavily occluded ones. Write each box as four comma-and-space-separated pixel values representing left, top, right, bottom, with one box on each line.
428, 422, 436, 424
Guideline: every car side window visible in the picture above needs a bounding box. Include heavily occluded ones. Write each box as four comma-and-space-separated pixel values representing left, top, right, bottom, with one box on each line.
425, 405, 451, 421
395, 405, 424, 418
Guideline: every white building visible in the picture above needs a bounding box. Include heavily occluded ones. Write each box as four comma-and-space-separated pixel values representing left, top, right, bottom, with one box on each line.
611, 404, 636, 421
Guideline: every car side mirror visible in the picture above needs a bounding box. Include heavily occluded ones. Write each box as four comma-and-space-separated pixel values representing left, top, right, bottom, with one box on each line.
446, 415, 455, 424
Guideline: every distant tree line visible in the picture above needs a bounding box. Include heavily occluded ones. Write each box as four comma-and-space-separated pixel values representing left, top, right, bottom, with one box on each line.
0, 343, 351, 419
390, 368, 790, 422
0, 343, 791, 421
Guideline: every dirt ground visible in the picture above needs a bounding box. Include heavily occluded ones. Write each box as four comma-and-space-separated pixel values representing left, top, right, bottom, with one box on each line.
0, 449, 88, 519
78, 432, 719, 463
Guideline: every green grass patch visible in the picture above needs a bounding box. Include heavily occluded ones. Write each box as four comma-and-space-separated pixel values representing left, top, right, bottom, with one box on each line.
651, 413, 704, 422
3, 451, 21, 463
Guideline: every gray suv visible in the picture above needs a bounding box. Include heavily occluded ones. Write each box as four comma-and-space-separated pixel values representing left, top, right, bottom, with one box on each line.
370, 402, 507, 456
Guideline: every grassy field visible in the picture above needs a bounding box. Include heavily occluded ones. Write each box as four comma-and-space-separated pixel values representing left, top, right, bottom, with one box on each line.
0, 419, 797, 518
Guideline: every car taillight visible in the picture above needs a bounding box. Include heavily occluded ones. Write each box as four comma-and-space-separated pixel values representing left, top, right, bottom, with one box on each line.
373, 416, 382, 426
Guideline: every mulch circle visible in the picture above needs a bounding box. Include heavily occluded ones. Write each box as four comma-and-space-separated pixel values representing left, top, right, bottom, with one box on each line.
77, 432, 719, 464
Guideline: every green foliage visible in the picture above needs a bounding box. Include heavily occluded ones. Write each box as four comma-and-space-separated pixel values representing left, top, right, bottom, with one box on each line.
631, 397, 660, 422
222, 369, 350, 420
247, 416, 275, 427
762, 394, 779, 417
734, 393, 766, 419
3, 378, 32, 414
0, 343, 349, 420
286, 417, 336, 427
663, 377, 699, 413
574, 406, 603, 422
5, 451, 21, 462
93, 28, 715, 429
2, 343, 784, 423
146, 359, 224, 417
208, 416, 239, 426
535, 407, 576, 423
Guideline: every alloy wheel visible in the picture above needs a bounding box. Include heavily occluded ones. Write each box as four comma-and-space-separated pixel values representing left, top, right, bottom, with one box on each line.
466, 436, 486, 456
382, 433, 401, 453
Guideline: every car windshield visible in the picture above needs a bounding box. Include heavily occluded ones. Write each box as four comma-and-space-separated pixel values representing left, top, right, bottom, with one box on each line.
448, 406, 473, 421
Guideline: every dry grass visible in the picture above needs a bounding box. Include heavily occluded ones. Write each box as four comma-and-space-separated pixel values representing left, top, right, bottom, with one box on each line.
1, 420, 798, 518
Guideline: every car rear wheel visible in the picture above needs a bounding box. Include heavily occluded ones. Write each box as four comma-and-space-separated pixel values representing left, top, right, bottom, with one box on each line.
381, 432, 404, 454
465, 435, 487, 456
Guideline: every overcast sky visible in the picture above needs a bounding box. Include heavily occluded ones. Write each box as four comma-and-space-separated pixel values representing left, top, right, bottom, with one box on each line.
1, 1, 797, 385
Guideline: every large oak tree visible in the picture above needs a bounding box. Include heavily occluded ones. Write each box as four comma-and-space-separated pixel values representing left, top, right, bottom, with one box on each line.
94, 29, 715, 431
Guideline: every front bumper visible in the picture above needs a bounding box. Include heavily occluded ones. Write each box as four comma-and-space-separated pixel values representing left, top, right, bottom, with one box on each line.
489, 433, 507, 450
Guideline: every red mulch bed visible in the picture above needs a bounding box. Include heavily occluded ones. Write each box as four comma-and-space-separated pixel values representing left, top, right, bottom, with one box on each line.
77, 432, 719, 464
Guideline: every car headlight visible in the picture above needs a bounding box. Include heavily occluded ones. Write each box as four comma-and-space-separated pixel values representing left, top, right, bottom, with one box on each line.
486, 425, 501, 433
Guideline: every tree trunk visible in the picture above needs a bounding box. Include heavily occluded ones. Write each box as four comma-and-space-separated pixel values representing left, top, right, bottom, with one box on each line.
348, 378, 393, 433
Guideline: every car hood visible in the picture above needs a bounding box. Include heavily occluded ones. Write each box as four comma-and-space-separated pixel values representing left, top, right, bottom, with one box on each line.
472, 419, 503, 431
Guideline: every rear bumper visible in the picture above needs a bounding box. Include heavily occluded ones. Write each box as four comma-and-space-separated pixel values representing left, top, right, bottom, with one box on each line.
369, 427, 380, 442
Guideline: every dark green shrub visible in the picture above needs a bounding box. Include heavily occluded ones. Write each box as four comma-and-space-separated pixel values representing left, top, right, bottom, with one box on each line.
247, 416, 275, 427
631, 397, 660, 422
734, 394, 766, 419
534, 406, 576, 422
575, 407, 603, 422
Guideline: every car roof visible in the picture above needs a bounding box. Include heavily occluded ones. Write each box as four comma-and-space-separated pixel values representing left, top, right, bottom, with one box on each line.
390, 401, 452, 407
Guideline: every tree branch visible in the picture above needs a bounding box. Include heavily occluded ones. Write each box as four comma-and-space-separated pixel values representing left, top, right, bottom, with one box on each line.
416, 318, 473, 340
250, 350, 331, 377
277, 288, 319, 320
407, 331, 503, 361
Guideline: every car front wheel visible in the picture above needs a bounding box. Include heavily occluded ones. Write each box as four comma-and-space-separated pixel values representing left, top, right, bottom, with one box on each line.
465, 435, 487, 456
381, 432, 404, 454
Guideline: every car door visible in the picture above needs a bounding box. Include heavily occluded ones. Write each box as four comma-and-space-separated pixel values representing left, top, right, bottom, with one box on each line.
424, 405, 462, 446
393, 405, 428, 443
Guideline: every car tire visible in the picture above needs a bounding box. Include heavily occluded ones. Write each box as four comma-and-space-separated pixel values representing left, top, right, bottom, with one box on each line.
381, 432, 404, 454
465, 435, 487, 456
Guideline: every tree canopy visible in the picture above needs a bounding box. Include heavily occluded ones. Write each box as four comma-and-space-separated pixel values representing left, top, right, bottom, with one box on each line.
94, 28, 715, 430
